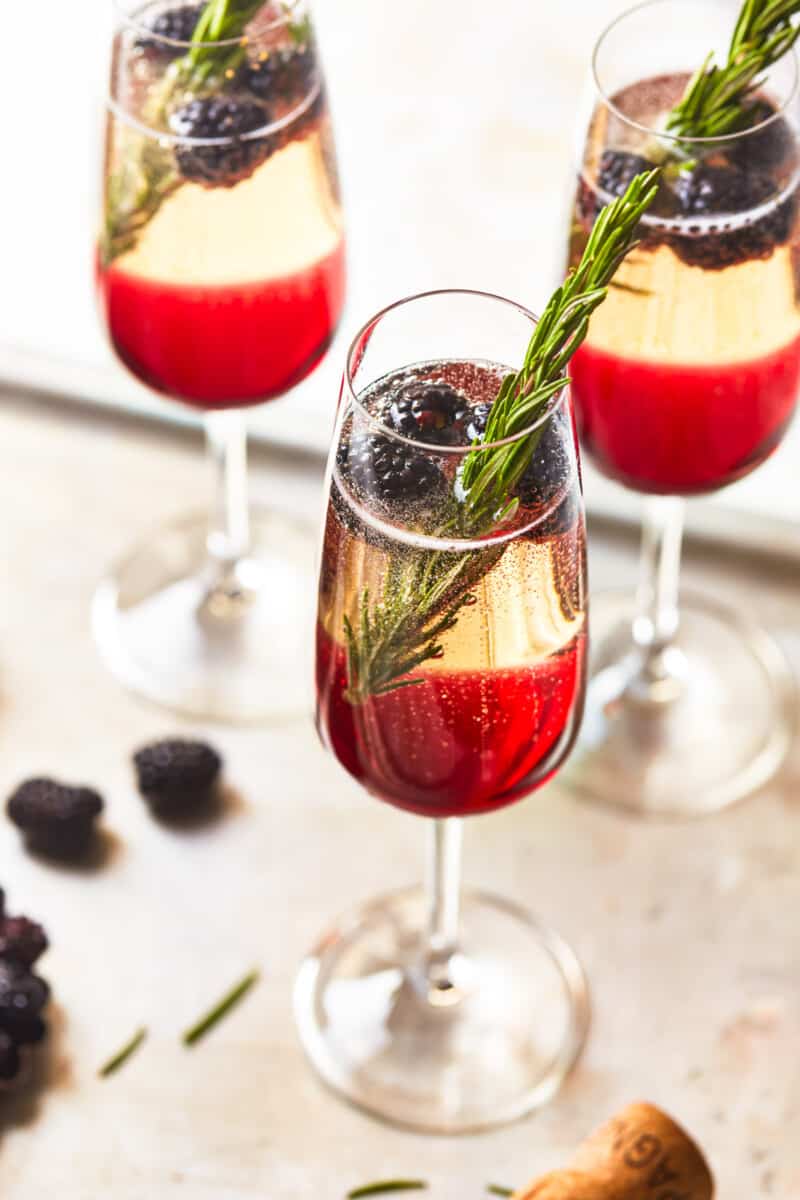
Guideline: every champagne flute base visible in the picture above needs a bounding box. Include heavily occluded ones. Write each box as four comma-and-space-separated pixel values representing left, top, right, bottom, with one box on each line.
92, 507, 315, 724
294, 887, 590, 1134
566, 589, 795, 818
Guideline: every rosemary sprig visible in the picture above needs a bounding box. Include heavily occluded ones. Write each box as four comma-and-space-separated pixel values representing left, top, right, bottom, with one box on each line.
99, 1026, 148, 1077
667, 0, 800, 139
342, 545, 504, 704
176, 0, 264, 89
347, 1182, 428, 1199
183, 969, 259, 1045
459, 170, 659, 525
339, 171, 659, 704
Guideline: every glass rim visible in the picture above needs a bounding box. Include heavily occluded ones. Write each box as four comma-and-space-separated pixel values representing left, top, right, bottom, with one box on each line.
592, 0, 800, 146
344, 288, 569, 457
106, 78, 319, 143
113, 0, 301, 50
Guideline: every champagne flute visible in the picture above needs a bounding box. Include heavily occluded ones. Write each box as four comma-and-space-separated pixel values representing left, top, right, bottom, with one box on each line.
565, 0, 799, 815
296, 288, 590, 1132
95, 0, 345, 722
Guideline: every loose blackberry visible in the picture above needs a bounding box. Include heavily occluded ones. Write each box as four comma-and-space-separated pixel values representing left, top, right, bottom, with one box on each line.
241, 45, 317, 104
673, 162, 774, 216
7, 779, 104, 859
0, 1031, 20, 1083
170, 98, 274, 187
0, 961, 49, 1046
385, 382, 470, 445
0, 917, 48, 968
137, 4, 203, 56
134, 738, 222, 817
598, 149, 655, 198
340, 433, 447, 505
465, 401, 493, 443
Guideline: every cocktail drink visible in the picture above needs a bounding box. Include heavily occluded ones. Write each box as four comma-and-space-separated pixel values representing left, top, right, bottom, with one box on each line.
95, 0, 345, 721
566, 0, 800, 815
299, 291, 589, 1133
316, 360, 587, 820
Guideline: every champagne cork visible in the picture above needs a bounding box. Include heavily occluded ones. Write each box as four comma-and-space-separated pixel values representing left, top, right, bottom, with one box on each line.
514, 1102, 714, 1200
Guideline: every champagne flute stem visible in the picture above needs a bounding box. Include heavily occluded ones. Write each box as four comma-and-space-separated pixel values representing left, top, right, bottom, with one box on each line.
205, 409, 251, 566
424, 818, 463, 1002
632, 495, 685, 688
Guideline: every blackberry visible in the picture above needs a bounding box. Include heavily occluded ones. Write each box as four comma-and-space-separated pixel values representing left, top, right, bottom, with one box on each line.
0, 961, 49, 1046
170, 98, 274, 187
518, 419, 579, 538
598, 149, 655, 198
0, 1031, 20, 1083
137, 4, 203, 56
673, 163, 773, 216
0, 917, 48, 969
517, 421, 570, 506
134, 738, 222, 817
385, 382, 470, 445
241, 45, 317, 104
465, 401, 493, 442
340, 433, 447, 505
7, 778, 104, 859
729, 102, 795, 172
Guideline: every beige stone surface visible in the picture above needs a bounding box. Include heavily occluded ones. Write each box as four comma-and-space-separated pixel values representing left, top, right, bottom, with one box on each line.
0, 394, 797, 1197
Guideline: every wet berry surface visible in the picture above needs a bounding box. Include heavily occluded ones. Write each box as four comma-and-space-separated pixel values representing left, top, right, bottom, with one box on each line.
170, 98, 275, 187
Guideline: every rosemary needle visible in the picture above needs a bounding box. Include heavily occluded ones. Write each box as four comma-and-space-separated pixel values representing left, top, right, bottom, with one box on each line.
183, 969, 260, 1046
486, 1188, 515, 1198
347, 1183, 427, 1199
99, 1026, 148, 1077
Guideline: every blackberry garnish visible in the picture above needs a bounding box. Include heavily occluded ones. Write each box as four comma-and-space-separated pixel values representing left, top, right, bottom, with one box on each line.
0, 1031, 20, 1083
0, 917, 48, 969
517, 421, 570, 506
385, 382, 470, 446
137, 4, 203, 56
170, 98, 274, 187
134, 738, 222, 817
0, 961, 49, 1046
340, 433, 447, 505
7, 779, 104, 859
518, 420, 579, 538
241, 45, 317, 103
598, 150, 655, 199
673, 162, 773, 216
465, 402, 493, 443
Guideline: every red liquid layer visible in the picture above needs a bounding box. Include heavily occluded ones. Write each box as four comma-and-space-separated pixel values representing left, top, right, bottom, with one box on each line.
316, 623, 586, 819
571, 338, 800, 494
98, 240, 346, 409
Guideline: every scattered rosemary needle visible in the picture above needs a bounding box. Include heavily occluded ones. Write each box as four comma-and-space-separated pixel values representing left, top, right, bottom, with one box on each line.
99, 1026, 148, 1077
486, 1187, 515, 1198
347, 1182, 427, 1199
183, 969, 260, 1046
